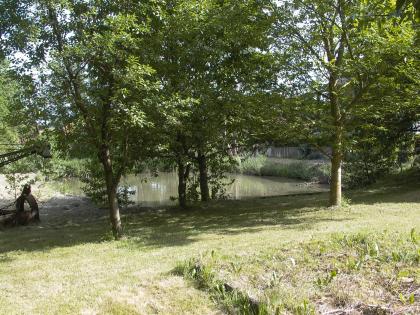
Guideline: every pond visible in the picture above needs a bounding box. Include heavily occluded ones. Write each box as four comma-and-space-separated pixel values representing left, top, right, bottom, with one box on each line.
54, 173, 328, 206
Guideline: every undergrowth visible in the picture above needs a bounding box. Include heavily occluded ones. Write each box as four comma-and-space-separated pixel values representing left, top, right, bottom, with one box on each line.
236, 155, 330, 183
174, 254, 269, 315
176, 230, 420, 314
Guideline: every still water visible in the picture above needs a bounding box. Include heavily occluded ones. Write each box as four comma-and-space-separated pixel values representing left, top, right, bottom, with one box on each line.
56, 173, 328, 206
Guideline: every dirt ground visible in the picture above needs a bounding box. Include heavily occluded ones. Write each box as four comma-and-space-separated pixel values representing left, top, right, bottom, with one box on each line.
0, 174, 104, 226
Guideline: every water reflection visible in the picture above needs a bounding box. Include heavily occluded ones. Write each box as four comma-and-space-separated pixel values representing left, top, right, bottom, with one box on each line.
123, 174, 177, 205
123, 173, 327, 206
54, 172, 328, 206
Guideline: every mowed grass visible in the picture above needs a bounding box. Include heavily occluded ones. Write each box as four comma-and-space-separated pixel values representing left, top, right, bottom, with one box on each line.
0, 170, 419, 314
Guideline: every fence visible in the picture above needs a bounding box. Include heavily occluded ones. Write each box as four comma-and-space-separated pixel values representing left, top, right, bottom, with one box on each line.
266, 147, 302, 159
265, 146, 330, 160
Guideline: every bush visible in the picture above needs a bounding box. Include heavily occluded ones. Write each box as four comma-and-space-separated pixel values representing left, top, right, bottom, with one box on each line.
261, 161, 330, 183
237, 155, 330, 183
237, 155, 267, 176
413, 155, 420, 169
44, 158, 89, 179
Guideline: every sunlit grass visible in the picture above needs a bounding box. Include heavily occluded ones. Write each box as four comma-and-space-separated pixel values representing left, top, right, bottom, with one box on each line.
177, 231, 419, 314
0, 170, 419, 314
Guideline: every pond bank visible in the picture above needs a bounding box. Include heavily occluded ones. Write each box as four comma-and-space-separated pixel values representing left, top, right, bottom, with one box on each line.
236, 156, 331, 183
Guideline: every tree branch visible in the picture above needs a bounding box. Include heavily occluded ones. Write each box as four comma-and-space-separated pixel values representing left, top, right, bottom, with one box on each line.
46, 5, 97, 140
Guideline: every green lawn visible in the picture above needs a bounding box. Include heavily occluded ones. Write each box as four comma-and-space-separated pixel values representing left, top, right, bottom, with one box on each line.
0, 170, 419, 314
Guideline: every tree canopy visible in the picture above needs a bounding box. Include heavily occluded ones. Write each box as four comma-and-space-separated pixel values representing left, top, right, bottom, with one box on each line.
0, 0, 418, 236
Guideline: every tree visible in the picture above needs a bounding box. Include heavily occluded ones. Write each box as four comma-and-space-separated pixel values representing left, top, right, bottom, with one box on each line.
396, 0, 420, 20
0, 60, 44, 155
0, 1, 163, 238
273, 0, 418, 206
152, 0, 276, 206
0, 61, 19, 144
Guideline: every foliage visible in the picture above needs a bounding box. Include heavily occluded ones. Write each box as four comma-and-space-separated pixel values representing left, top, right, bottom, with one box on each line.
0, 0, 170, 237
116, 185, 135, 210
237, 155, 268, 176
4, 173, 37, 200
185, 155, 237, 202
272, 0, 419, 205
0, 61, 47, 175
43, 158, 89, 180
1, 0, 419, 231
152, 0, 277, 205
344, 131, 416, 188
0, 61, 19, 144
260, 161, 330, 183
396, 0, 420, 21
79, 160, 107, 207
237, 156, 331, 183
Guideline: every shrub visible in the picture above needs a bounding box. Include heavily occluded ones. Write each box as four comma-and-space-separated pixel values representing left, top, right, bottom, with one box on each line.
237, 155, 267, 176
260, 161, 329, 182
44, 158, 89, 179
237, 155, 331, 183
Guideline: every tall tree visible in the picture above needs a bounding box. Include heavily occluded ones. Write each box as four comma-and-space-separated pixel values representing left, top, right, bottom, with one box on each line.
0, 61, 43, 149
0, 1, 162, 238
152, 0, 276, 206
273, 0, 418, 206
396, 0, 420, 20
0, 61, 19, 144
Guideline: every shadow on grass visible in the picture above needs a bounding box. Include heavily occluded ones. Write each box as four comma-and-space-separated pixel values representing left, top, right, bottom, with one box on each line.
0, 196, 111, 254
118, 192, 350, 249
0, 219, 111, 254
2, 168, 419, 255
347, 169, 420, 205
0, 192, 343, 254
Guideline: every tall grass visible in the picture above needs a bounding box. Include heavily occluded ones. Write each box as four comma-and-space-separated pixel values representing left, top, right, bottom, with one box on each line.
235, 155, 267, 176
177, 230, 420, 314
237, 155, 330, 183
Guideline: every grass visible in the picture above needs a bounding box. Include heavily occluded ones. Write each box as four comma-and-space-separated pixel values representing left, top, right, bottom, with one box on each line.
177, 231, 419, 314
0, 169, 419, 314
237, 156, 330, 183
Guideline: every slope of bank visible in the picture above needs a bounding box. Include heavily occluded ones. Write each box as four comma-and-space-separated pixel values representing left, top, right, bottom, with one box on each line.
236, 156, 330, 184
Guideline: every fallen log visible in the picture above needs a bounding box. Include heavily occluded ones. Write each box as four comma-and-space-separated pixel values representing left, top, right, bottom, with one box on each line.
0, 185, 40, 227
0, 213, 15, 225
0, 210, 38, 227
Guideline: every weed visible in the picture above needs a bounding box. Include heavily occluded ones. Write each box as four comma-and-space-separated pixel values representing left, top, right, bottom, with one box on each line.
230, 261, 243, 274
316, 269, 338, 287
176, 258, 269, 315
410, 228, 417, 244
292, 299, 316, 315
179, 230, 419, 314
238, 155, 268, 176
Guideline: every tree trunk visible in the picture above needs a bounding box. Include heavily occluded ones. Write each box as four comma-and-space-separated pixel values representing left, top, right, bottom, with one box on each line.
177, 159, 190, 208
329, 96, 344, 206
329, 72, 343, 207
107, 183, 122, 239
197, 153, 210, 202
101, 146, 123, 239
330, 146, 342, 207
